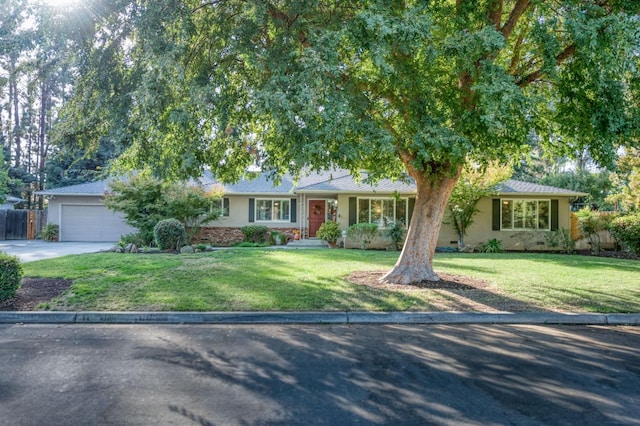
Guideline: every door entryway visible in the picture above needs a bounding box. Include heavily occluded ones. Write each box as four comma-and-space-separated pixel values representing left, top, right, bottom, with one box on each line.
308, 200, 326, 237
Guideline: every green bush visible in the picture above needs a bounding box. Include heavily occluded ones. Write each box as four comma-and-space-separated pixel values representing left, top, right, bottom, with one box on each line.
544, 228, 575, 254
39, 224, 59, 242
384, 222, 405, 250
0, 253, 23, 301
316, 221, 341, 244
480, 238, 504, 253
609, 214, 640, 255
118, 232, 146, 248
575, 208, 608, 255
270, 230, 287, 245
154, 218, 187, 251
241, 225, 270, 244
346, 222, 379, 249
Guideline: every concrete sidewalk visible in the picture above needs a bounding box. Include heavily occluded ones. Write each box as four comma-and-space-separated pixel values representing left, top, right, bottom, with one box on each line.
1, 311, 639, 325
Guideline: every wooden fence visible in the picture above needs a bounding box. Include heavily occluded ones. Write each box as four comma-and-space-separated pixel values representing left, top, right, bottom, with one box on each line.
570, 212, 616, 249
0, 210, 47, 240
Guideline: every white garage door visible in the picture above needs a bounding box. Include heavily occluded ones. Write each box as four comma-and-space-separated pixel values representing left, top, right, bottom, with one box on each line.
60, 205, 136, 242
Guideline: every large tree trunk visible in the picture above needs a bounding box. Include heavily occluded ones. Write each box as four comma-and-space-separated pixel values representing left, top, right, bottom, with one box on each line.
381, 170, 460, 284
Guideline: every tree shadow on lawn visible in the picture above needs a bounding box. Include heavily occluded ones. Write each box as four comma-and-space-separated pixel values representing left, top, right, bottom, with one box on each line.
346, 270, 546, 312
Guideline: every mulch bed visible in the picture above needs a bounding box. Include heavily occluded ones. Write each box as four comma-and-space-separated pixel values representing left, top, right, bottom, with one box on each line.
0, 278, 73, 311
346, 271, 492, 291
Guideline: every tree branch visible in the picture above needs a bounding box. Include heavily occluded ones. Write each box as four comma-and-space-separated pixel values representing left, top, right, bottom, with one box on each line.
487, 0, 503, 31
516, 44, 576, 86
501, 0, 530, 41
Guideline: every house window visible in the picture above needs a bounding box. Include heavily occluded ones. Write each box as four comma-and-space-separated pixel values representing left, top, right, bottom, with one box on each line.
501, 199, 550, 230
256, 199, 290, 222
358, 198, 408, 227
211, 198, 229, 217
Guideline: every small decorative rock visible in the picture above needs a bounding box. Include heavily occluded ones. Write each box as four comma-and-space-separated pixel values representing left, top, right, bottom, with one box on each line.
112, 246, 124, 253
180, 245, 194, 254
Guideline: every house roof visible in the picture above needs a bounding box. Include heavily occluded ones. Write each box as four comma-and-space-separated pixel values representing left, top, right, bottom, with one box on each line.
6, 195, 25, 203
37, 172, 586, 197
497, 179, 587, 197
36, 180, 114, 196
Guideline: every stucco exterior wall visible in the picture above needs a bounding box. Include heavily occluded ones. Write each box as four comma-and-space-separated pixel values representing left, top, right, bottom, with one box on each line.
206, 195, 301, 229
436, 197, 573, 251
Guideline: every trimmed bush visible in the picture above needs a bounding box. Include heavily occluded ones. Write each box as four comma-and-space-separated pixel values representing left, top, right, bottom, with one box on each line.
154, 218, 187, 251
241, 225, 270, 244
317, 221, 341, 244
0, 253, 23, 301
609, 214, 640, 255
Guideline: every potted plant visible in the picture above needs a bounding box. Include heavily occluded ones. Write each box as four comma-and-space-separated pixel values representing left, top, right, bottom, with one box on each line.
317, 220, 341, 247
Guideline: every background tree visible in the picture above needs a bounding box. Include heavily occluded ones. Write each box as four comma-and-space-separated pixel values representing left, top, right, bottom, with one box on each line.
447, 163, 512, 250
608, 148, 640, 212
60, 1, 640, 283
0, 164, 10, 205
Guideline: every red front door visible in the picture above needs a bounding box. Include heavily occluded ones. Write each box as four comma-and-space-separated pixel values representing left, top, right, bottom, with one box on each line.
308, 200, 326, 238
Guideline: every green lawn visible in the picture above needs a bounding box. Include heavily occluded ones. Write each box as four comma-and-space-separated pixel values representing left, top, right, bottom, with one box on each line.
22, 249, 640, 313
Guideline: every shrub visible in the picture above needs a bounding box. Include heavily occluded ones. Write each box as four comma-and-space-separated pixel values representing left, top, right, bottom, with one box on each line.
480, 238, 504, 253
575, 208, 608, 255
510, 231, 542, 251
118, 232, 146, 248
241, 225, 270, 244
154, 218, 186, 251
346, 223, 379, 249
316, 221, 341, 244
384, 222, 405, 250
270, 231, 286, 245
39, 224, 59, 242
544, 228, 575, 254
0, 253, 23, 302
609, 214, 640, 255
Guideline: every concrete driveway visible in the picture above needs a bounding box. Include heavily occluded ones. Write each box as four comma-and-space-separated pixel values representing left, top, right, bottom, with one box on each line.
0, 240, 114, 262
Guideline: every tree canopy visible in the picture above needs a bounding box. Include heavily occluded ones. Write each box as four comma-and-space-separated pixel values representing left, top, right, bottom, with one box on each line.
60, 1, 640, 282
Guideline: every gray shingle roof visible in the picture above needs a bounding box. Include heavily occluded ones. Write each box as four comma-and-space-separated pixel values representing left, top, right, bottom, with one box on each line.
37, 173, 586, 197
497, 179, 586, 196
36, 180, 114, 196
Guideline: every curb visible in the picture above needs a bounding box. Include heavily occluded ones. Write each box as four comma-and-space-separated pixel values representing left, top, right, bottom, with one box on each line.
1, 311, 639, 325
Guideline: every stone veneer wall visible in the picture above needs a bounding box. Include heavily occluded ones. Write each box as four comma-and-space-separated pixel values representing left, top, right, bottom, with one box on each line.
191, 227, 299, 246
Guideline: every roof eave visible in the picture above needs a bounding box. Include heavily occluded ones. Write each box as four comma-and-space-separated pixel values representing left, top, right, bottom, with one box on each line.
498, 192, 588, 197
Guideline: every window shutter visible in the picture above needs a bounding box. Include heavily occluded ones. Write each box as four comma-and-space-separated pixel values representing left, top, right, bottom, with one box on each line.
348, 197, 357, 226
290, 198, 297, 223
492, 199, 501, 231
551, 199, 559, 231
408, 198, 416, 225
249, 198, 255, 222
223, 198, 230, 217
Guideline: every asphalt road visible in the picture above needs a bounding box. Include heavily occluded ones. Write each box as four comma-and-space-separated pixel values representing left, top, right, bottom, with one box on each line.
1, 324, 639, 425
